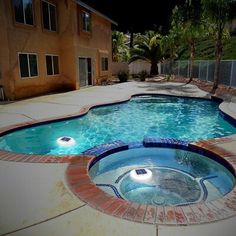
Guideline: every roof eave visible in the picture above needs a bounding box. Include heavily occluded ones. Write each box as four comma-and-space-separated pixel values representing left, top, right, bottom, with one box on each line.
75, 0, 118, 26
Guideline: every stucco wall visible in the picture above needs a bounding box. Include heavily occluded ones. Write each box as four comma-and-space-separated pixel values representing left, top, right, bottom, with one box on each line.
76, 5, 112, 83
1, 0, 65, 99
58, 0, 77, 90
1, 0, 113, 100
112, 62, 129, 75
0, 1, 10, 98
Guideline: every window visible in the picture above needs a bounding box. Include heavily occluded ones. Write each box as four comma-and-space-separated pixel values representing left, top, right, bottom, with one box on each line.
81, 11, 91, 32
18, 53, 38, 78
13, 0, 34, 25
46, 55, 59, 75
42, 1, 57, 31
101, 57, 108, 71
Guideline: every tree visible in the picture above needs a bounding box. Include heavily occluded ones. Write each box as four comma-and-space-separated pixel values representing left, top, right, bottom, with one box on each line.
170, 1, 203, 83
160, 6, 185, 77
129, 31, 162, 75
160, 31, 180, 77
201, 0, 234, 93
112, 31, 129, 62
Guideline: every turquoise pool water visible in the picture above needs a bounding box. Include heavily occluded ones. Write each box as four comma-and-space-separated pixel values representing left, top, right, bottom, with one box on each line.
0, 95, 236, 155
89, 148, 235, 206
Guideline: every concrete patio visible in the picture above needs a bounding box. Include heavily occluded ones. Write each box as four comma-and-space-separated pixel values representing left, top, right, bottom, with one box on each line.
0, 81, 236, 236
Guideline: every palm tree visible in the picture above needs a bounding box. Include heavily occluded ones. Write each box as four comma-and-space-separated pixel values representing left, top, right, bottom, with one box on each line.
129, 31, 162, 75
201, 0, 234, 93
112, 31, 129, 62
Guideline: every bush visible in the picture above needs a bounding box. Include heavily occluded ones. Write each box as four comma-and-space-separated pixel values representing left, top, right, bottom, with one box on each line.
118, 71, 129, 83
138, 70, 148, 81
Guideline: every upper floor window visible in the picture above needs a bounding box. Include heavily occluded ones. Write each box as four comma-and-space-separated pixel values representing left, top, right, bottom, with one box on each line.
13, 0, 34, 25
18, 53, 38, 78
46, 55, 59, 75
42, 1, 57, 31
101, 57, 108, 71
81, 11, 91, 32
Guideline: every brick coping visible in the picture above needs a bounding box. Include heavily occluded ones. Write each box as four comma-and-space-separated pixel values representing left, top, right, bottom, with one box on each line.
66, 137, 236, 225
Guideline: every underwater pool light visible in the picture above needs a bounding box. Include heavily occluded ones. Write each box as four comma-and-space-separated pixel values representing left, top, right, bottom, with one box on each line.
130, 168, 152, 182
57, 136, 75, 146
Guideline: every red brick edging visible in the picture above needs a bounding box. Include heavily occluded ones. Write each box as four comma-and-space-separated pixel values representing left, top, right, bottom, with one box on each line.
66, 138, 236, 225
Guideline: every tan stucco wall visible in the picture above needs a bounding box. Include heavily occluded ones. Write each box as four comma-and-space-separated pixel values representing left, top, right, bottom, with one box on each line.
76, 5, 112, 84
1, 0, 64, 100
0, 0, 113, 100
58, 0, 77, 91
0, 1, 10, 97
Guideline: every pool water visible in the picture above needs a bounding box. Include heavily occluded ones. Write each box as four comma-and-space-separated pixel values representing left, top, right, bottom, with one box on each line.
89, 148, 235, 206
0, 96, 236, 155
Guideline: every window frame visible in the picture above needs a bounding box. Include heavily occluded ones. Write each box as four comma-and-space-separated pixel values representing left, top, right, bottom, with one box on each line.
12, 0, 35, 26
41, 0, 57, 32
18, 52, 39, 79
101, 57, 109, 72
81, 10, 91, 33
45, 54, 60, 76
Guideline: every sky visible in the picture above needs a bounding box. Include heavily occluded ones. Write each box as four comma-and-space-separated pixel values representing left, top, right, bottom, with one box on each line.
81, 0, 185, 33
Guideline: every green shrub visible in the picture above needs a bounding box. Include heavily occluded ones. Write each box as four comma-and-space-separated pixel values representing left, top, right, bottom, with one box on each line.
138, 70, 149, 81
118, 71, 129, 83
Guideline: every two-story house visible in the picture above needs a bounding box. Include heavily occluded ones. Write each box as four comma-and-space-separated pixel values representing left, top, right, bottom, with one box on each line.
0, 0, 117, 100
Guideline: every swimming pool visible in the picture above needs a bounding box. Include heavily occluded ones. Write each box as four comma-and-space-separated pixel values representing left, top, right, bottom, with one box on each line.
89, 147, 235, 206
0, 95, 236, 155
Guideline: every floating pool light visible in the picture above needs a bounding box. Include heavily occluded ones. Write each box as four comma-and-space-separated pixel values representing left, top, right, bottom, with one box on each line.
57, 136, 75, 146
130, 168, 152, 182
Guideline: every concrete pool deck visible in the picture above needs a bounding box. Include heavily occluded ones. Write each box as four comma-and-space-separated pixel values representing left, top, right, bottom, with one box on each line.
0, 81, 236, 236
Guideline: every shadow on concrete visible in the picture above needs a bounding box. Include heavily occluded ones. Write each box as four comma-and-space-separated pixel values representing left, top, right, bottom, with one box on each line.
137, 82, 211, 98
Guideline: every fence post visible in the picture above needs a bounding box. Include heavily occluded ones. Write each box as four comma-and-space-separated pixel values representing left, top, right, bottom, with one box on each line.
206, 60, 209, 81
198, 61, 201, 79
187, 60, 190, 77
178, 60, 180, 77
230, 60, 234, 87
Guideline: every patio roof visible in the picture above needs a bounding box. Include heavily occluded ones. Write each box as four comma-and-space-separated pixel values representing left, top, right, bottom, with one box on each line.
75, 0, 118, 25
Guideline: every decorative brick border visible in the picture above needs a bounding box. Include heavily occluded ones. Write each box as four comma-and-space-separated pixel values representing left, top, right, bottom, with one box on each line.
66, 138, 236, 225
0, 149, 89, 163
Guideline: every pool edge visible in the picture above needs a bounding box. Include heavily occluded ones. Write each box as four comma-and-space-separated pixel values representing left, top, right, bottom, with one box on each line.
0, 93, 235, 163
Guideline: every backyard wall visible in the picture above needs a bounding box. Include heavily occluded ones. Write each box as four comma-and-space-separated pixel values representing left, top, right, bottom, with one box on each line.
129, 61, 151, 75
112, 62, 129, 75
112, 61, 151, 75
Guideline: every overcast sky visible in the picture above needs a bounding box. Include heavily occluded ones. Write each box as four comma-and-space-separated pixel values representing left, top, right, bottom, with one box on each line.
81, 0, 185, 33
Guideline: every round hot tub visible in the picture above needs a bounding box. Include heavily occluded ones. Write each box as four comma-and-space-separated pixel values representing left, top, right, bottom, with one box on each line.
89, 146, 235, 206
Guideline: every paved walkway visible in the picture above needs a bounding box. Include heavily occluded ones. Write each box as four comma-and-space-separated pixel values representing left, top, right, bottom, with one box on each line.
0, 81, 236, 236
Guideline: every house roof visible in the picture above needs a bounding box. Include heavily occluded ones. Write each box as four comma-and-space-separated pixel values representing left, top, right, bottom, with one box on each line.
75, 0, 118, 25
